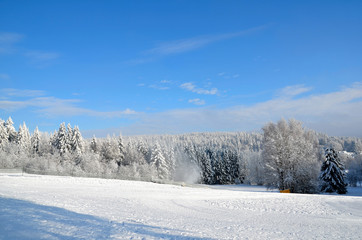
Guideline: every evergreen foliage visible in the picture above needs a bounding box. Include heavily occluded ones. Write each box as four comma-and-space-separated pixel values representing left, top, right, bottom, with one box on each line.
52, 123, 68, 156
31, 127, 41, 155
319, 148, 348, 194
150, 143, 169, 180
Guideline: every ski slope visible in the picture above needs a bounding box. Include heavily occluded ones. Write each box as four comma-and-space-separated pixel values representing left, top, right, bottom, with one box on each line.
1, 173, 362, 239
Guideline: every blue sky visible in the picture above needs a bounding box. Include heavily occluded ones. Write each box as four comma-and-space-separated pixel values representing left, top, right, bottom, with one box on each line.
1, 0, 362, 137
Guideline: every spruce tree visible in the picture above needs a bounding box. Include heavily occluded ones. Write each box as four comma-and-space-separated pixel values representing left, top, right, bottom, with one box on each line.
0, 119, 8, 148
90, 135, 98, 153
150, 143, 169, 180
117, 134, 125, 166
17, 122, 31, 153
31, 127, 41, 154
5, 117, 17, 142
319, 148, 348, 194
53, 122, 68, 156
71, 126, 84, 155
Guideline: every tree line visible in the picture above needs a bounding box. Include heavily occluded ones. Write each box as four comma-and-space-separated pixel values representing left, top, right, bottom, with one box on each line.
0, 116, 361, 193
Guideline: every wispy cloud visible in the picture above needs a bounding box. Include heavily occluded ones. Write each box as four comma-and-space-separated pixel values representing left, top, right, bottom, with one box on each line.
127, 25, 269, 65
149, 85, 170, 90
139, 80, 172, 91
1, 88, 46, 97
180, 82, 218, 95
277, 85, 313, 98
188, 98, 205, 106
25, 51, 59, 61
218, 72, 240, 79
0, 33, 24, 43
146, 25, 267, 56
33, 97, 137, 118
0, 74, 10, 80
0, 89, 138, 118
0, 32, 59, 66
25, 50, 60, 67
116, 82, 362, 137
0, 32, 24, 54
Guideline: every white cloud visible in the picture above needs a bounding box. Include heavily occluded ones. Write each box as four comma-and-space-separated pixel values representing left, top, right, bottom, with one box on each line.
149, 85, 170, 90
127, 25, 269, 65
116, 82, 362, 137
145, 25, 267, 56
180, 82, 218, 95
218, 72, 240, 79
277, 85, 312, 98
160, 80, 171, 84
1, 88, 45, 97
188, 98, 206, 106
0, 89, 138, 118
147, 80, 173, 90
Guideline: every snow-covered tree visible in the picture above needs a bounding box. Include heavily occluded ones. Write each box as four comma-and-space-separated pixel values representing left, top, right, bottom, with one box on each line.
124, 141, 147, 166
197, 149, 213, 184
320, 148, 348, 194
17, 122, 31, 153
117, 133, 125, 166
150, 143, 170, 180
90, 135, 98, 153
53, 122, 68, 156
5, 117, 17, 142
100, 136, 120, 163
262, 119, 320, 193
66, 123, 73, 152
31, 127, 41, 154
0, 119, 9, 149
70, 125, 84, 155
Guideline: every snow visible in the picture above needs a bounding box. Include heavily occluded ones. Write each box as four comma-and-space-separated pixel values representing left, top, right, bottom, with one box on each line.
1, 174, 362, 239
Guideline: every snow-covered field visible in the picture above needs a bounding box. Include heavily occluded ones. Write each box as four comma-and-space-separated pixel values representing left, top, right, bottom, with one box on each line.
1, 173, 362, 239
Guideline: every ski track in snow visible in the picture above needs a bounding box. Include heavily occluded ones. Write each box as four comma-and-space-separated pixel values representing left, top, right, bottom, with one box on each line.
1, 174, 362, 239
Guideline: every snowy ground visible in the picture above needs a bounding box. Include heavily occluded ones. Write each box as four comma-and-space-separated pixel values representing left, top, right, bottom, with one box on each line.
1, 173, 362, 239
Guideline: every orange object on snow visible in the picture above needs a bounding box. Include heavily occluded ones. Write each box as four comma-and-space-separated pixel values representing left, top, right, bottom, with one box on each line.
280, 189, 291, 193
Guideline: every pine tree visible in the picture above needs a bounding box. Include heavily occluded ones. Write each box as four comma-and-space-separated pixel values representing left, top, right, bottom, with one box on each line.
53, 122, 68, 155
150, 143, 169, 180
5, 117, 17, 142
197, 148, 213, 184
17, 122, 31, 153
117, 134, 125, 166
90, 135, 98, 153
320, 148, 348, 194
66, 123, 73, 152
71, 125, 84, 155
31, 127, 41, 154
0, 119, 9, 149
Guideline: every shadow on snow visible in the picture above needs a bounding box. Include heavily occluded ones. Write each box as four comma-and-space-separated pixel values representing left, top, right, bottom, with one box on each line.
0, 197, 213, 240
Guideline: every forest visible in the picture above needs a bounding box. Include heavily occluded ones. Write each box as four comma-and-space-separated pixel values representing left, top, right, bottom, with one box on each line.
1, 116, 362, 193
